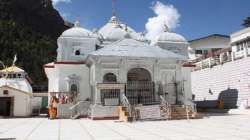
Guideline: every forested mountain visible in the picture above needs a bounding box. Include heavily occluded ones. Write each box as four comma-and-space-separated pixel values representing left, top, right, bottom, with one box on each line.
0, 0, 69, 85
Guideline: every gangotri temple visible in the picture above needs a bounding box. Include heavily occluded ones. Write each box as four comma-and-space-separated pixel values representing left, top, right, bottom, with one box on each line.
44, 11, 195, 120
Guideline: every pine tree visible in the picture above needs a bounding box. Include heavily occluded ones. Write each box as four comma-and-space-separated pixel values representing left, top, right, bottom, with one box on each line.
0, 0, 68, 85
243, 16, 250, 27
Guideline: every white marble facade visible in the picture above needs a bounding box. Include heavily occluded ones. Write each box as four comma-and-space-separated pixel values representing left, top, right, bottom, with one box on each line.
44, 15, 192, 118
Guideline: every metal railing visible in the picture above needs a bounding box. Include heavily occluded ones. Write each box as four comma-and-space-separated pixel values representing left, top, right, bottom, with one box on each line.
160, 95, 171, 120
126, 81, 157, 105
100, 89, 120, 106
121, 93, 132, 117
186, 98, 197, 113
69, 100, 90, 119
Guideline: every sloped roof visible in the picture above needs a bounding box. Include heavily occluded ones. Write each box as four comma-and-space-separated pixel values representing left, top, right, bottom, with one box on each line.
89, 38, 187, 60
189, 34, 229, 43
0, 85, 32, 96
0, 78, 32, 93
0, 66, 25, 73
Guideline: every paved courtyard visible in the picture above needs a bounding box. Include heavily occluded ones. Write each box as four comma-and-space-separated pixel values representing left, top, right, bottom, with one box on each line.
0, 113, 250, 140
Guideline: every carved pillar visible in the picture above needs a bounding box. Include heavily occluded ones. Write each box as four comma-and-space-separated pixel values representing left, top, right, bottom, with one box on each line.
95, 86, 101, 105
226, 51, 230, 61
231, 52, 235, 61
244, 42, 248, 57
219, 53, 223, 64
208, 57, 212, 68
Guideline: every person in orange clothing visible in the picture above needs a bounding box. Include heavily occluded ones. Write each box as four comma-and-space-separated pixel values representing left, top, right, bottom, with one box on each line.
49, 96, 58, 119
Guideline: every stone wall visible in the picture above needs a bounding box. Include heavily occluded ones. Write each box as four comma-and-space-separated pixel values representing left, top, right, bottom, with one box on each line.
192, 57, 250, 108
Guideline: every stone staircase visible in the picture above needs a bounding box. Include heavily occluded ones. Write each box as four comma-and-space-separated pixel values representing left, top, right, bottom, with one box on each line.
118, 104, 202, 122
170, 105, 202, 120
118, 106, 134, 122
69, 101, 90, 119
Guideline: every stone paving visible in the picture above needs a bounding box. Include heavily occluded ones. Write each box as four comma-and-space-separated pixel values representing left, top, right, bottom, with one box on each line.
0, 114, 250, 140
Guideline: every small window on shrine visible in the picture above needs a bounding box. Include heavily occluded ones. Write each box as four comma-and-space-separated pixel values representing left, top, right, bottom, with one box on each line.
70, 84, 78, 93
13, 74, 16, 78
195, 50, 202, 55
203, 50, 208, 54
18, 74, 22, 78
3, 90, 8, 95
75, 50, 80, 55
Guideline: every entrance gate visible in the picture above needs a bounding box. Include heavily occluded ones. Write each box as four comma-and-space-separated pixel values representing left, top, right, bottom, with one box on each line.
126, 68, 156, 105
126, 81, 156, 105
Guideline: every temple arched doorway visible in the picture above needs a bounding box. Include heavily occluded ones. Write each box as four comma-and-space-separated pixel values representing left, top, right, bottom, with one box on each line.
101, 73, 120, 106
126, 68, 155, 105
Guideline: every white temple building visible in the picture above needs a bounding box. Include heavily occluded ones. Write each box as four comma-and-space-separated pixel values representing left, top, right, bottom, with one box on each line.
0, 65, 33, 117
44, 14, 194, 119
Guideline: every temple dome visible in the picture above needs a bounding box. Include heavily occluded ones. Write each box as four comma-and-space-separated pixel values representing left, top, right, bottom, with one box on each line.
157, 32, 186, 42
154, 25, 187, 43
60, 20, 93, 38
98, 16, 136, 42
105, 25, 128, 41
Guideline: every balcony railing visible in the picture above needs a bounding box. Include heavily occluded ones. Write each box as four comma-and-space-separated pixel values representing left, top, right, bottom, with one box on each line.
192, 49, 245, 71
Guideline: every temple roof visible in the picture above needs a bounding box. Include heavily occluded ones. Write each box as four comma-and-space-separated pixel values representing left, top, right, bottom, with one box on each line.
0, 66, 25, 73
0, 78, 33, 93
89, 38, 187, 60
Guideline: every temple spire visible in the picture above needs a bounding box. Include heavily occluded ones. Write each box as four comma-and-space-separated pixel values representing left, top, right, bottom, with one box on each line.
74, 17, 80, 27
163, 23, 170, 32
12, 54, 17, 66
112, 0, 117, 17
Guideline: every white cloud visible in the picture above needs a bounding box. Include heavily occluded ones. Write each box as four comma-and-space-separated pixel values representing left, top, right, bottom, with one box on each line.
52, 0, 71, 5
145, 1, 181, 40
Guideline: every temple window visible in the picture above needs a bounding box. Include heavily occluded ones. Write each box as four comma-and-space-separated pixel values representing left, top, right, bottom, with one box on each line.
103, 73, 117, 83
237, 46, 240, 51
3, 90, 8, 95
70, 84, 78, 93
101, 73, 119, 106
195, 50, 202, 55
75, 50, 80, 55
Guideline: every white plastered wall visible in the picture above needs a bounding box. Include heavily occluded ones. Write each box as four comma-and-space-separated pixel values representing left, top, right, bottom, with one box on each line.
0, 87, 32, 117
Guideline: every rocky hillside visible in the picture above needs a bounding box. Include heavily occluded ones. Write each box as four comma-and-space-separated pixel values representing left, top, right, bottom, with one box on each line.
0, 0, 69, 85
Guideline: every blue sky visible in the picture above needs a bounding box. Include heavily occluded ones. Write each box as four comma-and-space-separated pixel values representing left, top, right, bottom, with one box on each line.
54, 0, 250, 40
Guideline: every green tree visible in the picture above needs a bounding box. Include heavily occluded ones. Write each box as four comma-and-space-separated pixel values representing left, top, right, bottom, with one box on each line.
243, 16, 250, 28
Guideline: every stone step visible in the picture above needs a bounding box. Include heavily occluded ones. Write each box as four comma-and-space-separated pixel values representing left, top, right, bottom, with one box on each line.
121, 106, 127, 111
